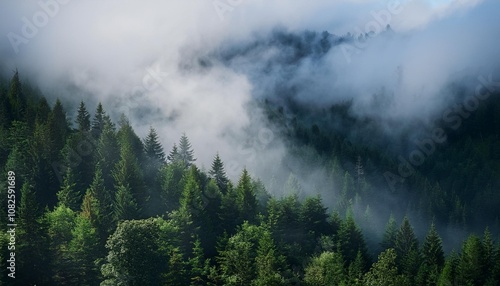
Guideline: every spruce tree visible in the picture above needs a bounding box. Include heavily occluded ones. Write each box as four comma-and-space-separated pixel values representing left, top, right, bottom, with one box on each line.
97, 119, 120, 192
167, 143, 181, 164
144, 126, 166, 164
420, 222, 444, 285
178, 133, 196, 167
395, 216, 420, 281
18, 182, 52, 285
76, 101, 91, 132
113, 138, 146, 214
7, 70, 26, 121
113, 184, 139, 222
380, 214, 398, 251
236, 168, 257, 223
57, 167, 81, 211
209, 153, 229, 195
69, 214, 100, 285
91, 102, 105, 138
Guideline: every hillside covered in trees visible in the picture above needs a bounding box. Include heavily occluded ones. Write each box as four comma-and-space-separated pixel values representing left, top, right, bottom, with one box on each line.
1, 68, 500, 286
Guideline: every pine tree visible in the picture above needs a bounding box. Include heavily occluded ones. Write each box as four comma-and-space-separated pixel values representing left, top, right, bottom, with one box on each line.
69, 214, 100, 285
422, 223, 444, 268
76, 101, 91, 132
113, 139, 146, 214
167, 143, 182, 164
253, 229, 285, 286
188, 238, 210, 286
363, 249, 408, 286
481, 228, 495, 284
143, 126, 166, 216
7, 70, 26, 121
160, 159, 187, 212
18, 182, 52, 285
209, 153, 229, 195
395, 216, 420, 281
179, 166, 205, 218
420, 222, 444, 285
35, 96, 51, 124
144, 126, 166, 164
113, 184, 139, 222
117, 114, 144, 163
380, 214, 398, 251
338, 214, 370, 268
86, 163, 113, 240
178, 133, 196, 167
236, 168, 257, 223
96, 119, 120, 192
57, 167, 81, 211
47, 99, 68, 159
91, 102, 105, 138
457, 234, 485, 285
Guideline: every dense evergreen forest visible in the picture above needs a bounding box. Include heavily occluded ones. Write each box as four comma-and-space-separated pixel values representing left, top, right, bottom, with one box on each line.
1, 70, 500, 286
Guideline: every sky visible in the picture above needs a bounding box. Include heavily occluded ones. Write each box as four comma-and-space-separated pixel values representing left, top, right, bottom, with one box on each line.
0, 0, 499, 179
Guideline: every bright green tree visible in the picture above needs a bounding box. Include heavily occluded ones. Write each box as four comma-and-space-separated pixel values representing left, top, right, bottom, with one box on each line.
101, 219, 169, 285
363, 248, 408, 286
304, 251, 345, 286
236, 168, 257, 223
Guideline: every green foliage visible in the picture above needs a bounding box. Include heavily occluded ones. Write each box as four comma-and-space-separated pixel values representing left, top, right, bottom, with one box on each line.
236, 168, 257, 223
57, 167, 81, 211
364, 248, 408, 286
76, 101, 91, 132
2, 72, 500, 285
304, 251, 345, 286
179, 133, 196, 167
395, 216, 420, 278
101, 218, 170, 286
380, 214, 398, 251
209, 153, 229, 195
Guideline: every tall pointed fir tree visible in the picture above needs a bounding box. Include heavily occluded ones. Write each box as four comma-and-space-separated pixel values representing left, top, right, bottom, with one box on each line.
7, 70, 26, 121
57, 167, 82, 211
178, 133, 196, 167
144, 126, 166, 165
143, 126, 166, 216
380, 214, 398, 251
18, 182, 52, 285
395, 216, 421, 282
96, 118, 120, 192
417, 222, 445, 285
113, 184, 139, 222
209, 153, 229, 195
91, 102, 106, 139
113, 137, 146, 216
85, 163, 113, 242
167, 143, 181, 164
236, 168, 258, 223
76, 101, 91, 133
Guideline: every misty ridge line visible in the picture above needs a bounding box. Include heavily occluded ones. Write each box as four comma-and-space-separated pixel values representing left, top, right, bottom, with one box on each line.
340, 0, 406, 63
384, 73, 500, 192
6, 0, 71, 54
